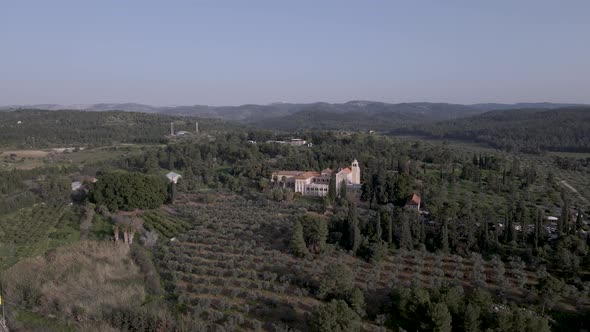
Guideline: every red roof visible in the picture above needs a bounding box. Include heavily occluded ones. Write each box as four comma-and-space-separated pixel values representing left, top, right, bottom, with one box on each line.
272, 171, 303, 177
339, 167, 352, 175
295, 171, 320, 180
406, 194, 421, 206
321, 168, 333, 174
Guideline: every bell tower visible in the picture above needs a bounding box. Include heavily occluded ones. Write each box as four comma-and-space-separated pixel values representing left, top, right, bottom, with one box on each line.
351, 159, 360, 184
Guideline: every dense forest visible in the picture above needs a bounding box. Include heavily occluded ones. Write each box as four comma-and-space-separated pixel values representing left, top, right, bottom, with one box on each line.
395, 107, 590, 153
0, 109, 233, 148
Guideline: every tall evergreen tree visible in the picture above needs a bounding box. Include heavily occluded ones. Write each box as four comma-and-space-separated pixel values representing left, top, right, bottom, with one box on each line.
535, 208, 543, 252
327, 174, 337, 203
348, 204, 361, 253
290, 220, 309, 257
375, 213, 383, 243
560, 195, 570, 237
339, 180, 347, 200
400, 213, 413, 250
463, 303, 480, 332
575, 208, 583, 235
517, 200, 528, 243
388, 212, 394, 244
441, 219, 450, 253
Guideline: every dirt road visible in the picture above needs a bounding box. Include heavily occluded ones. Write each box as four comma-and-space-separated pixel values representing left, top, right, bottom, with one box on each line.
558, 179, 589, 205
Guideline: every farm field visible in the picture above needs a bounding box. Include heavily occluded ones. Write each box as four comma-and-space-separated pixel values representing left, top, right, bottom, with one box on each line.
0, 144, 161, 171
154, 193, 589, 331
0, 204, 80, 270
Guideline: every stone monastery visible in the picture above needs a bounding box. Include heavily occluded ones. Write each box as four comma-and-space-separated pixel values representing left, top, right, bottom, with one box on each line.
271, 160, 361, 197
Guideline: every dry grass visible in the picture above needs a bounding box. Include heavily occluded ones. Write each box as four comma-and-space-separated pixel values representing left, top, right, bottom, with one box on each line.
2, 241, 145, 325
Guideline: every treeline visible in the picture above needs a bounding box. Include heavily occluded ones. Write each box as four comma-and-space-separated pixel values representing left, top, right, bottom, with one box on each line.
0, 109, 233, 148
88, 171, 169, 211
0, 167, 73, 214
311, 275, 552, 332
395, 108, 590, 153
116, 131, 473, 195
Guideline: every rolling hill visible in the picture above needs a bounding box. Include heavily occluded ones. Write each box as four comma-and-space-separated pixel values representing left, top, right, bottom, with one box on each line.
0, 109, 235, 148
395, 107, 590, 153
3, 101, 584, 125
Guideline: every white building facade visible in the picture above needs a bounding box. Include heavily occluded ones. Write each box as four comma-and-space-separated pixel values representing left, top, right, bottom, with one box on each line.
271, 160, 361, 197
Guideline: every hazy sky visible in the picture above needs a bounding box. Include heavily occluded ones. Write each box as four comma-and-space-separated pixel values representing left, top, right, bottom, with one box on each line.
1, 0, 589, 106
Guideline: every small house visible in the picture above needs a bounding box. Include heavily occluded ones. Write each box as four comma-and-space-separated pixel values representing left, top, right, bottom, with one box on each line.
405, 193, 421, 210
166, 171, 182, 184
71, 181, 83, 191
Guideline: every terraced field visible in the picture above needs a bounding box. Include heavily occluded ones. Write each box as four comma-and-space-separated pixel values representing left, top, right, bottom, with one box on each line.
0, 204, 79, 269
155, 194, 588, 331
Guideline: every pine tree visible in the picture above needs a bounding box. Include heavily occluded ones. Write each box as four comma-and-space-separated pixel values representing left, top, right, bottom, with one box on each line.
426, 302, 452, 332
348, 288, 366, 318
464, 303, 480, 332
289, 220, 308, 257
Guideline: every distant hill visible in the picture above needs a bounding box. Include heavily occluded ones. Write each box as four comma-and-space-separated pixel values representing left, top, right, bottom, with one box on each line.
3, 101, 584, 125
469, 102, 586, 111
396, 107, 590, 153
0, 109, 234, 148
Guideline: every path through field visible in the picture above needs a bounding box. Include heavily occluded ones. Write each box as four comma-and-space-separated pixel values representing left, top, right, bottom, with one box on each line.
558, 179, 589, 205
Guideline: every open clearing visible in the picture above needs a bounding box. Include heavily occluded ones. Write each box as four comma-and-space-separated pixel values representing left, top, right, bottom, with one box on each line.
0, 150, 49, 158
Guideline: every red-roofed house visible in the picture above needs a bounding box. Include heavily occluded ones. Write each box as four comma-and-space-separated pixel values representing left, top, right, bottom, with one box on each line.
405, 194, 421, 210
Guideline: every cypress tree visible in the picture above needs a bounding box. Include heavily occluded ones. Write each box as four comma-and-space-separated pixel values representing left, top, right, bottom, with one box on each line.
575, 208, 583, 235
400, 213, 413, 250
518, 200, 528, 243
327, 174, 337, 203
375, 213, 382, 243
348, 204, 361, 253
388, 212, 394, 244
168, 182, 176, 204
560, 196, 570, 237
535, 208, 543, 252
441, 219, 450, 253
290, 220, 308, 257
339, 180, 347, 200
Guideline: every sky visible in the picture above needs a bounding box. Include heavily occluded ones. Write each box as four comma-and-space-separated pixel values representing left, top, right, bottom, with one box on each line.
1, 0, 589, 106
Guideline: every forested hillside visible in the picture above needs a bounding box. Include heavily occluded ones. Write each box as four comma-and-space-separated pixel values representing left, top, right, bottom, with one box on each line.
0, 109, 233, 148
396, 108, 590, 153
